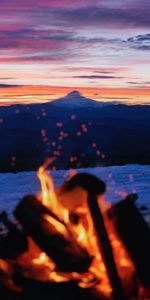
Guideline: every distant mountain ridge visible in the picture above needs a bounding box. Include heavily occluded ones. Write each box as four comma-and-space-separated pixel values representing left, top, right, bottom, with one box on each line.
0, 90, 124, 111
0, 91, 150, 172
50, 90, 102, 107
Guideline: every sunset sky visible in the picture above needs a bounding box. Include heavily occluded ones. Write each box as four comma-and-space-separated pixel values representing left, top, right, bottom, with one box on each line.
0, 0, 150, 105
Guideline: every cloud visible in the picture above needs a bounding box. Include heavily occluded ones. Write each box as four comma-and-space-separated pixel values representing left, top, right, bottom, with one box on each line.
0, 0, 149, 90
128, 82, 139, 84
63, 67, 125, 72
0, 28, 74, 48
0, 3, 149, 65
0, 26, 121, 63
0, 27, 118, 48
102, 96, 132, 100
126, 34, 150, 50
128, 81, 150, 85
94, 71, 115, 74
0, 0, 100, 9
1, 2, 150, 31
0, 84, 21, 88
72, 75, 123, 79
53, 6, 150, 29
0, 27, 77, 62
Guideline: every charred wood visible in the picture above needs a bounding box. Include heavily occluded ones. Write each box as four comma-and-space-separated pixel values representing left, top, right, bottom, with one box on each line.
1, 275, 107, 300
0, 211, 28, 259
87, 193, 126, 300
14, 195, 92, 273
107, 197, 150, 287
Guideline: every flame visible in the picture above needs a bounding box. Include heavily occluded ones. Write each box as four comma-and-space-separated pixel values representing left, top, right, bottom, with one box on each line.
33, 252, 52, 265
44, 214, 68, 236
14, 161, 139, 298
36, 163, 138, 297
0, 259, 21, 291
37, 159, 58, 211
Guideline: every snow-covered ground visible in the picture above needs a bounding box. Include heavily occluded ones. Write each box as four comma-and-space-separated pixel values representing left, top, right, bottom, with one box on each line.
0, 164, 150, 223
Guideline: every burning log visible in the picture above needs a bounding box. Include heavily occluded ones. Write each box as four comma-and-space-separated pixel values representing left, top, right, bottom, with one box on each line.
0, 269, 108, 300
12, 275, 107, 300
56, 173, 138, 299
87, 194, 126, 300
14, 195, 92, 273
107, 196, 150, 287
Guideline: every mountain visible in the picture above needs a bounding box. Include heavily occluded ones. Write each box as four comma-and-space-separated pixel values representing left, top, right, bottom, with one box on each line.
0, 91, 150, 172
50, 90, 102, 108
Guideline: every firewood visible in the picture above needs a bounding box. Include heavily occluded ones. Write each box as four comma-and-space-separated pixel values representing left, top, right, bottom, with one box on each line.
107, 197, 150, 287
0, 212, 28, 259
87, 194, 126, 300
14, 195, 92, 273
12, 274, 108, 300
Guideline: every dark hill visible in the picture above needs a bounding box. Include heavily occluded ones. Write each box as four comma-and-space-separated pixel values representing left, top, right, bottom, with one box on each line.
0, 92, 150, 172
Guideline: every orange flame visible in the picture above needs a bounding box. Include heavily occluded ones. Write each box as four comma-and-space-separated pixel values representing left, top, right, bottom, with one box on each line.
35, 162, 137, 297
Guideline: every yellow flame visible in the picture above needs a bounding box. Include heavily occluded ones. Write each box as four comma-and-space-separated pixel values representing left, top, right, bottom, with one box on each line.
44, 214, 68, 236
49, 272, 69, 283
32, 252, 54, 268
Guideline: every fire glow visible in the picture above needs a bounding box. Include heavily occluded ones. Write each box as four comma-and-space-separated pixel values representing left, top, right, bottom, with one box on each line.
1, 162, 149, 300
32, 163, 136, 298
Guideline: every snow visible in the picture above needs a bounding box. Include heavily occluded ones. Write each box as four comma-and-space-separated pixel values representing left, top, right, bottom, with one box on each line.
0, 164, 150, 223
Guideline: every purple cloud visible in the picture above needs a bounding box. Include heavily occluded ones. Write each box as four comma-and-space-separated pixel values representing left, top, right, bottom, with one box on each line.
126, 34, 150, 50
51, 6, 150, 29
72, 75, 123, 79
0, 84, 21, 88
0, 0, 149, 91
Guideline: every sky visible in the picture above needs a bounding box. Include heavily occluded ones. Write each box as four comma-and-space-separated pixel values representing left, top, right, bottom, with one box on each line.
0, 0, 150, 105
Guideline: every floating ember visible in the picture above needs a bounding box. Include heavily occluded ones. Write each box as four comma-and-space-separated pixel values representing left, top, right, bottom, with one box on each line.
0, 162, 150, 300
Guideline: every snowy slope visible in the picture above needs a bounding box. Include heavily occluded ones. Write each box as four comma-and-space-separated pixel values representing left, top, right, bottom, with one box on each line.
0, 164, 150, 224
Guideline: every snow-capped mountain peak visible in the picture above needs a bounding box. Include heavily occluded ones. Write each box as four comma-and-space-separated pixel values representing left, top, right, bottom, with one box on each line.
51, 90, 98, 107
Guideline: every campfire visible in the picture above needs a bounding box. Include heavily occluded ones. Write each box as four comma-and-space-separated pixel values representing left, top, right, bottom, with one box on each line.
0, 162, 150, 300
